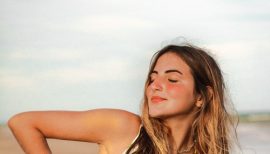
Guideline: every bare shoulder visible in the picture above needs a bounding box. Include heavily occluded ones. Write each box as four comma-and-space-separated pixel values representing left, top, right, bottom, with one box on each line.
84, 108, 141, 133
90, 109, 142, 151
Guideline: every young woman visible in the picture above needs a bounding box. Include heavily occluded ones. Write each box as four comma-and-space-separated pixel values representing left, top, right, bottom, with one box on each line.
8, 44, 238, 154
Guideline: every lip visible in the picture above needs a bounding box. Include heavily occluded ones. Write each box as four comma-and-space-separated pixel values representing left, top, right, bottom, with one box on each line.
151, 96, 167, 103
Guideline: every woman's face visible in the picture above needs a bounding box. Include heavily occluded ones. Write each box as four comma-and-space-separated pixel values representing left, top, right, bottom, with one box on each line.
146, 52, 200, 119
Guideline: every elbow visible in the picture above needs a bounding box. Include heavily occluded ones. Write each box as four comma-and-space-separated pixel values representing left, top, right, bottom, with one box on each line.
7, 112, 28, 130
8, 114, 20, 129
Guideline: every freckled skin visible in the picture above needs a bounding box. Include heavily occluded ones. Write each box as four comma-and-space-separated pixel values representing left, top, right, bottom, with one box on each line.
146, 52, 198, 119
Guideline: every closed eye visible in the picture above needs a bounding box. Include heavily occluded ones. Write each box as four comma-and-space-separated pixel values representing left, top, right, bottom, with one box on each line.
149, 78, 155, 84
168, 79, 178, 83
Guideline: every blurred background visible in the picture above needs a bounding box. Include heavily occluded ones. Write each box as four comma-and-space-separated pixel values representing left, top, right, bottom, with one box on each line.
1, 0, 270, 153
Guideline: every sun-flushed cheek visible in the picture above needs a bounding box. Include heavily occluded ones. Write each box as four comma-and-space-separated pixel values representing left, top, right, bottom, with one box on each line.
166, 83, 195, 108
167, 85, 184, 101
166, 84, 181, 96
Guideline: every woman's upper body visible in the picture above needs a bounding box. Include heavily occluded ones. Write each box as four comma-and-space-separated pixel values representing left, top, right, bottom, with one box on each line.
8, 44, 238, 154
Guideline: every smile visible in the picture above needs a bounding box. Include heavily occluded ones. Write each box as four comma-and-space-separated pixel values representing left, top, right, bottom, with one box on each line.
151, 96, 167, 103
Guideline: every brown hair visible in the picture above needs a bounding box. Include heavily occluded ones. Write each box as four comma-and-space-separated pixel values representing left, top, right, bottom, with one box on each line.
126, 44, 238, 154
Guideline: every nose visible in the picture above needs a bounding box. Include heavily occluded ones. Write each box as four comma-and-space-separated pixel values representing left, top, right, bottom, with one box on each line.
150, 77, 163, 91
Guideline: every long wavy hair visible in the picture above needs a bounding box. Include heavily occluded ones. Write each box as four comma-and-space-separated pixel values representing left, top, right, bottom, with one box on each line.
126, 44, 238, 154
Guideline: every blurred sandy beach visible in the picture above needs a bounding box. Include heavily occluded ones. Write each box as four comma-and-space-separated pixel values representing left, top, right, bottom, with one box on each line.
1, 122, 270, 154
237, 122, 270, 154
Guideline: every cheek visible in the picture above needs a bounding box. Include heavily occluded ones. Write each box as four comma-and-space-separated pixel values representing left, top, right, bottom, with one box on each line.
146, 86, 151, 98
167, 83, 194, 101
167, 84, 182, 97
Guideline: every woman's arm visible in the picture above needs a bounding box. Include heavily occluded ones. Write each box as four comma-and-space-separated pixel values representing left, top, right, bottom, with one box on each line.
8, 109, 141, 154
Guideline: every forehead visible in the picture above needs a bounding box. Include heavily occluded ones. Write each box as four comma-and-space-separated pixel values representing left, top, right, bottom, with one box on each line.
153, 52, 191, 73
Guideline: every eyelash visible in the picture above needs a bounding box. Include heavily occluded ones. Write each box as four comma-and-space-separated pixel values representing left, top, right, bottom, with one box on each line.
149, 79, 154, 84
168, 79, 178, 83
149, 78, 178, 83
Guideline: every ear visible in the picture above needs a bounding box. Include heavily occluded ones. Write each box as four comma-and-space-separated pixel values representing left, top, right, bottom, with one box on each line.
195, 86, 213, 108
195, 94, 203, 108
206, 86, 214, 101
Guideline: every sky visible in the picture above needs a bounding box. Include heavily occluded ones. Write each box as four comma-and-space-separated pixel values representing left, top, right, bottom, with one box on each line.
1, 0, 270, 123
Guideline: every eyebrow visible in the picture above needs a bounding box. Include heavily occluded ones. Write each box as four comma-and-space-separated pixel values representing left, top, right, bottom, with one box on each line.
151, 69, 183, 75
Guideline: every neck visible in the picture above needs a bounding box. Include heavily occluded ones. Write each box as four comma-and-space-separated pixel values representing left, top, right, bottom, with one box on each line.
163, 113, 197, 154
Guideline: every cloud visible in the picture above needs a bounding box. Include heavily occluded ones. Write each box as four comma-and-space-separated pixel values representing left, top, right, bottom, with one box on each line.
68, 15, 154, 34
5, 49, 83, 61
0, 73, 36, 89
36, 57, 143, 83
206, 40, 270, 60
0, 56, 146, 90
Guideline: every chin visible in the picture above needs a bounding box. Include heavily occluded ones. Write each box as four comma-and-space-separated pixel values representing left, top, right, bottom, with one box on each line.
149, 111, 164, 119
